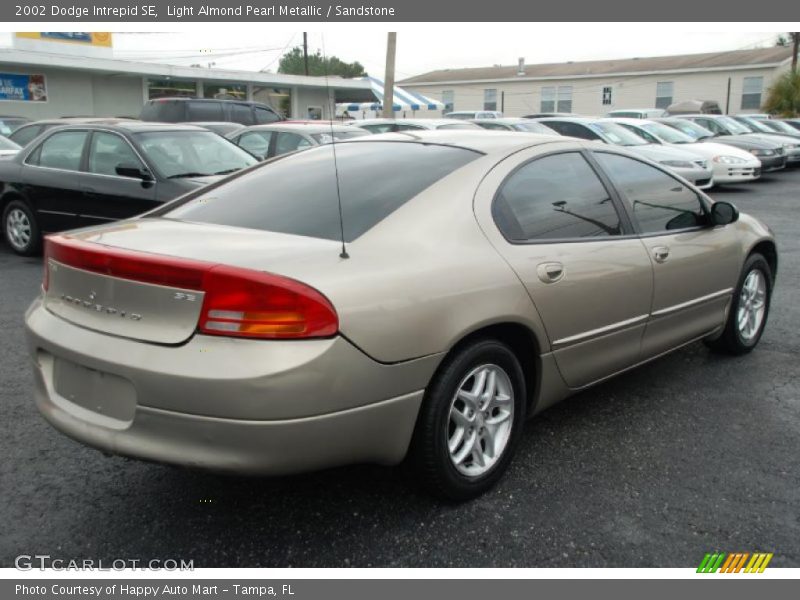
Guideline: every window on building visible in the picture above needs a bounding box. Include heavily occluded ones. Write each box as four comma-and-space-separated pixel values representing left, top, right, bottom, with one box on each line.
602, 86, 613, 106
493, 152, 621, 241
741, 76, 764, 110
442, 90, 454, 114
556, 86, 573, 113
147, 78, 197, 100
483, 89, 498, 111
203, 83, 247, 100
253, 86, 291, 118
655, 81, 674, 110
540, 86, 556, 112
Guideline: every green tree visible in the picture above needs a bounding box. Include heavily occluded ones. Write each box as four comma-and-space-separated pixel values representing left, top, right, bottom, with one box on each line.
277, 47, 367, 78
763, 70, 800, 117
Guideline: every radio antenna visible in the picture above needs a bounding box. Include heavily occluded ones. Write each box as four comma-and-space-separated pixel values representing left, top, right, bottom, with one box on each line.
321, 34, 349, 259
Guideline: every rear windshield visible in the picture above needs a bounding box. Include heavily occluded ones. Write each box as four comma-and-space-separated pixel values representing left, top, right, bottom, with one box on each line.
162, 141, 481, 242
140, 100, 185, 122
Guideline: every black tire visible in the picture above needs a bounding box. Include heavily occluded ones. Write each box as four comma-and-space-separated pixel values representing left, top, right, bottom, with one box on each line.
408, 339, 527, 501
2, 199, 41, 256
706, 253, 773, 355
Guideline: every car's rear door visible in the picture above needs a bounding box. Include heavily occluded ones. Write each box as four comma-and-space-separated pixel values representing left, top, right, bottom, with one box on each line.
474, 142, 654, 389
76, 130, 159, 227
19, 129, 89, 232
592, 151, 740, 358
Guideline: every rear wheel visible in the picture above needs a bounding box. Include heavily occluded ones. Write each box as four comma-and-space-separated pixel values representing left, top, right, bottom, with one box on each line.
706, 253, 772, 355
409, 339, 527, 501
3, 200, 41, 256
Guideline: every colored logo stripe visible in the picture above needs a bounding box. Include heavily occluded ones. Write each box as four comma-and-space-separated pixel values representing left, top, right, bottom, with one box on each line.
697, 552, 773, 573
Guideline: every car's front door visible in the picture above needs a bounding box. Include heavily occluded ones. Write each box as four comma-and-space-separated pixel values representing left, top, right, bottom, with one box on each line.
474, 143, 654, 389
592, 151, 741, 358
77, 131, 159, 227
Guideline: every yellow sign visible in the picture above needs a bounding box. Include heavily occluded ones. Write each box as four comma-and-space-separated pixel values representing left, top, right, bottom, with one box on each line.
15, 32, 113, 48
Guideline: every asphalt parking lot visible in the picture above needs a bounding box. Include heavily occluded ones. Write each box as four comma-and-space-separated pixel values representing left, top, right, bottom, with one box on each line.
1, 169, 798, 569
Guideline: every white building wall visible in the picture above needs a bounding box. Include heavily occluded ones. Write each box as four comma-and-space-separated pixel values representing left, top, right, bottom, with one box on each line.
404, 65, 782, 118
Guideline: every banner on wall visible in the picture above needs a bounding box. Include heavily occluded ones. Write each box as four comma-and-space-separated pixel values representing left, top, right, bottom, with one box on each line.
0, 73, 48, 102
15, 32, 113, 47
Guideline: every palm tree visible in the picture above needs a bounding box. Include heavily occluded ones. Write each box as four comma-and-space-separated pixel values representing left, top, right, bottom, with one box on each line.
763, 70, 800, 117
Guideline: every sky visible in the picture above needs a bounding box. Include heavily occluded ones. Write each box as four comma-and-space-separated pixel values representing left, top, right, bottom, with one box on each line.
106, 26, 789, 80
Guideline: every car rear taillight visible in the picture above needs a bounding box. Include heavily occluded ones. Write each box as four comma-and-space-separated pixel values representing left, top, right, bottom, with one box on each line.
43, 235, 338, 339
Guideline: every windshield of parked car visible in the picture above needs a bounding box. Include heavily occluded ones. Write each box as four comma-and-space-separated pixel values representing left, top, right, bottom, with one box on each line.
739, 118, 777, 133
665, 119, 715, 140
134, 130, 258, 178
588, 122, 649, 146
161, 141, 482, 242
717, 117, 751, 135
640, 122, 695, 144
310, 130, 369, 143
513, 122, 558, 134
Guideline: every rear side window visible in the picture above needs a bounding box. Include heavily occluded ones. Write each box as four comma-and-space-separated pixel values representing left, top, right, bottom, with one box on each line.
237, 131, 273, 159
140, 100, 185, 122
545, 122, 599, 140
164, 141, 481, 242
35, 131, 88, 171
188, 101, 224, 121
594, 152, 707, 233
493, 152, 621, 241
230, 103, 255, 125
254, 106, 280, 124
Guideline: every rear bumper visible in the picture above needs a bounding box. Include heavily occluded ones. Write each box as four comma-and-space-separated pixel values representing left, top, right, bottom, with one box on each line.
25, 298, 434, 474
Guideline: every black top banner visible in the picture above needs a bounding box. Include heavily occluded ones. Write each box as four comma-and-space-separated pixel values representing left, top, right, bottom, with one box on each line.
5, 0, 800, 21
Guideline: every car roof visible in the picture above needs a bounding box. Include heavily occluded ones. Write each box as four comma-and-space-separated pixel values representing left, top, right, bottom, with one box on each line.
471, 117, 531, 124
46, 121, 210, 133
237, 123, 365, 134
601, 117, 657, 126
534, 116, 599, 124
22, 117, 135, 127
345, 129, 572, 154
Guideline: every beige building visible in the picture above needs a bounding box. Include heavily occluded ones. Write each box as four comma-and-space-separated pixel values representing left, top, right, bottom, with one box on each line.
399, 47, 794, 118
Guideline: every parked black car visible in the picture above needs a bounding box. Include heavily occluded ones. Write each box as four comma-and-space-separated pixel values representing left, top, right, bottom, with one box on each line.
140, 98, 282, 126
1, 121, 258, 255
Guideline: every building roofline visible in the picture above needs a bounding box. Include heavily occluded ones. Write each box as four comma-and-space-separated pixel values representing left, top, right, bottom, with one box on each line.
0, 48, 371, 91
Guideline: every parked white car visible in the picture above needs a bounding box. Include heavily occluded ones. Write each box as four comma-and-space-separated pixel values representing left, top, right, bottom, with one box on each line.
445, 110, 503, 120
605, 118, 761, 185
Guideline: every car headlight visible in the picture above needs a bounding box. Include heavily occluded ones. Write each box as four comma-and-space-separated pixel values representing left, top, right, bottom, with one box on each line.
713, 155, 748, 165
750, 149, 774, 157
660, 160, 695, 168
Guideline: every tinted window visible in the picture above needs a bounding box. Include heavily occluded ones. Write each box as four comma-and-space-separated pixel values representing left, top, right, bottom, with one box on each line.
163, 142, 481, 242
88, 132, 144, 176
544, 122, 599, 140
140, 100, 185, 122
395, 124, 425, 131
237, 131, 272, 159
36, 130, 88, 171
274, 132, 312, 155
493, 152, 621, 241
595, 152, 706, 233
230, 103, 255, 125
360, 124, 395, 133
10, 125, 43, 147
254, 106, 280, 124
188, 101, 224, 121
476, 122, 510, 131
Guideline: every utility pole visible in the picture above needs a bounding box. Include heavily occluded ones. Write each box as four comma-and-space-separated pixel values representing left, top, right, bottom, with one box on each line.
382, 32, 397, 119
792, 32, 799, 73
303, 32, 309, 76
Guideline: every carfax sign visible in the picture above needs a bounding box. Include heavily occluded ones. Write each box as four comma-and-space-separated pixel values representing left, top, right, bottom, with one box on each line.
0, 73, 47, 102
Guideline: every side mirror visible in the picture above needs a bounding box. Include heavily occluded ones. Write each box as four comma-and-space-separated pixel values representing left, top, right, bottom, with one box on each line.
710, 201, 739, 226
116, 163, 153, 181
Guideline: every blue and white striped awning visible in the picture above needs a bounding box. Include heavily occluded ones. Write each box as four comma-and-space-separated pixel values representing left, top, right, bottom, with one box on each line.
338, 76, 444, 112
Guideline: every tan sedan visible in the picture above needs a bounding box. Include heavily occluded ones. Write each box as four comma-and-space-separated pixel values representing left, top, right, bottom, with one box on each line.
25, 131, 776, 500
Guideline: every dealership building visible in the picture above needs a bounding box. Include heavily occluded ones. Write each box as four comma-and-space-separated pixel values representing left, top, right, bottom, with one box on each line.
0, 32, 372, 121
400, 46, 795, 117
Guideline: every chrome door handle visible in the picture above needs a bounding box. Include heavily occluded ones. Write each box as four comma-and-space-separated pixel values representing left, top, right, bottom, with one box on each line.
652, 246, 670, 263
537, 262, 565, 283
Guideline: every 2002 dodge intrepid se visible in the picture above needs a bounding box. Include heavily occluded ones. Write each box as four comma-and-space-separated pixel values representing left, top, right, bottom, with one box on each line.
25, 130, 776, 500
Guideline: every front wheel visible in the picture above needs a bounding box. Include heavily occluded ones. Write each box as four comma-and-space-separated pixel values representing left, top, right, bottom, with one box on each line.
706, 253, 773, 355
408, 339, 527, 501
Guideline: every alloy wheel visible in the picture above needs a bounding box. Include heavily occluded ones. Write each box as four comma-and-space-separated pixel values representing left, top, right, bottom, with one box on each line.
737, 269, 767, 342
6, 208, 31, 251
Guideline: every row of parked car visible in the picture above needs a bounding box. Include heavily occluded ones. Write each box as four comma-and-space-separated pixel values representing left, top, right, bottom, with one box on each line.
1, 98, 798, 256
